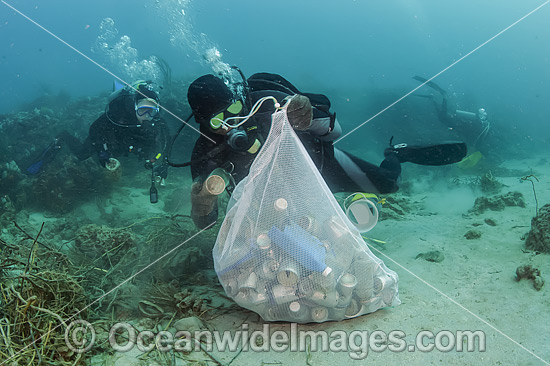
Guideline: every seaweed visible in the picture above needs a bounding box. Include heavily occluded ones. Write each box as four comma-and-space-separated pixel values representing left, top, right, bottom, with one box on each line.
0, 223, 89, 365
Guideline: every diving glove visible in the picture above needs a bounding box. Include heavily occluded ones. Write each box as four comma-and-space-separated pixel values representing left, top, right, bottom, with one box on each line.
98, 151, 112, 167
152, 161, 169, 179
286, 94, 312, 131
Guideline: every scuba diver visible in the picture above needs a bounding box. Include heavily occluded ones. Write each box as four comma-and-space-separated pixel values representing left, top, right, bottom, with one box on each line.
27, 81, 170, 203
412, 76, 491, 154
182, 68, 467, 229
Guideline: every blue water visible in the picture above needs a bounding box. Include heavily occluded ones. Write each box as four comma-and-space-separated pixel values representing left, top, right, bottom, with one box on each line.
2, 2, 550, 364
1, 0, 549, 146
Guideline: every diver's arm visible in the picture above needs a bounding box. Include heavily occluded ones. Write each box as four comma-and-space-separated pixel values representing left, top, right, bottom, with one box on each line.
307, 115, 342, 141
454, 110, 479, 121
190, 179, 218, 230
148, 119, 170, 178
88, 116, 113, 167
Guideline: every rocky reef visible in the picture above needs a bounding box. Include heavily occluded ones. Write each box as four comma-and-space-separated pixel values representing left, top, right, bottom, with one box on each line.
516, 264, 545, 291
525, 204, 550, 253
30, 154, 114, 214
469, 191, 526, 215
0, 94, 108, 213
73, 224, 137, 269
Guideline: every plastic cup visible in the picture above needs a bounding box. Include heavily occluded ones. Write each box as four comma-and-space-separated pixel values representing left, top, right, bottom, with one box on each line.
330, 306, 347, 320
271, 284, 298, 305
310, 306, 329, 322
374, 275, 388, 293
345, 196, 379, 233
288, 301, 310, 322
204, 168, 230, 195
310, 290, 339, 307
344, 298, 363, 318
277, 261, 300, 286
224, 278, 238, 297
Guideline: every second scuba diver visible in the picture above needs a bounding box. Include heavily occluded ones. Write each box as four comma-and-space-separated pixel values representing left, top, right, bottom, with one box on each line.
28, 81, 170, 203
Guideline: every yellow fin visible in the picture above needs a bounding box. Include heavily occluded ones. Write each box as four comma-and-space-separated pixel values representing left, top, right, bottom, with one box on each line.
457, 151, 483, 169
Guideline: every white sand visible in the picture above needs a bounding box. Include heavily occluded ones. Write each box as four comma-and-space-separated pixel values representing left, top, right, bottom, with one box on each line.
85, 158, 549, 365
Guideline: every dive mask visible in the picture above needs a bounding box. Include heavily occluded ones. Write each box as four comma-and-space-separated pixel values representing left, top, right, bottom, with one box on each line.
135, 99, 160, 119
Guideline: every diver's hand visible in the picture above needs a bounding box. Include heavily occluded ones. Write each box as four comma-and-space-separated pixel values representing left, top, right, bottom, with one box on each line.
287, 94, 312, 131
152, 161, 169, 179
191, 181, 218, 217
105, 158, 121, 171
98, 151, 111, 167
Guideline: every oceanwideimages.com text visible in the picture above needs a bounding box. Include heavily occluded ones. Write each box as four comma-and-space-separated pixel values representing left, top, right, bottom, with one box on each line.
66, 321, 486, 360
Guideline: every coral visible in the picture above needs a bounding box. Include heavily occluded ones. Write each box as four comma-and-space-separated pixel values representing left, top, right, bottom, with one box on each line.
525, 204, 550, 253
515, 264, 545, 291
73, 224, 136, 268
378, 194, 410, 220
480, 170, 505, 194
30, 155, 114, 214
0, 195, 16, 228
469, 191, 526, 215
484, 218, 497, 226
415, 250, 445, 263
464, 230, 482, 240
0, 160, 29, 209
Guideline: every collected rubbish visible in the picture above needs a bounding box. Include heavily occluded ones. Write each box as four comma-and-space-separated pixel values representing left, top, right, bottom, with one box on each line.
213, 105, 400, 323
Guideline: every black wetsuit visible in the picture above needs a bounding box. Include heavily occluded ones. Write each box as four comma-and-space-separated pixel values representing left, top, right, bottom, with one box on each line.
59, 93, 169, 170
190, 74, 402, 227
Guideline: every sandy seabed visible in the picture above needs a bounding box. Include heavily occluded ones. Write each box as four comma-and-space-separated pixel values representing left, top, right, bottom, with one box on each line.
80, 157, 549, 366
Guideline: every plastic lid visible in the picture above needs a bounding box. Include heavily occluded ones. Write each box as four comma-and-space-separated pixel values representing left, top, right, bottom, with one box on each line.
289, 301, 301, 313
205, 174, 226, 195
274, 198, 288, 212
340, 273, 357, 288
256, 233, 271, 249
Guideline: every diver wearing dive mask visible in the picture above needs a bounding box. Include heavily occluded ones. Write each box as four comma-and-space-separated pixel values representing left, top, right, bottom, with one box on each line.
38, 79, 170, 205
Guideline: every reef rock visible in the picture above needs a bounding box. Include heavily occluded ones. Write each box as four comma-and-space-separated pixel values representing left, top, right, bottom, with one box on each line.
74, 224, 136, 268
469, 191, 526, 215
525, 204, 550, 253
516, 264, 545, 291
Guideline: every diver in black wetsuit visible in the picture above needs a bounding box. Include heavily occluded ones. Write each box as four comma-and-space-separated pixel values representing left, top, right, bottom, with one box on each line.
413, 76, 491, 152
28, 81, 170, 202
183, 70, 467, 229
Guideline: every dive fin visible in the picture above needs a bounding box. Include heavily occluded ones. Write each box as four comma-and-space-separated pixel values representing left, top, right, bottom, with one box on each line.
413, 76, 447, 97
113, 79, 125, 92
25, 139, 61, 175
26, 160, 44, 175
457, 151, 484, 169
385, 141, 467, 166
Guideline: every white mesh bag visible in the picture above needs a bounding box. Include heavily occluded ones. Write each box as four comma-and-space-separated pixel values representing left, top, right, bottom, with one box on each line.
213, 105, 400, 323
